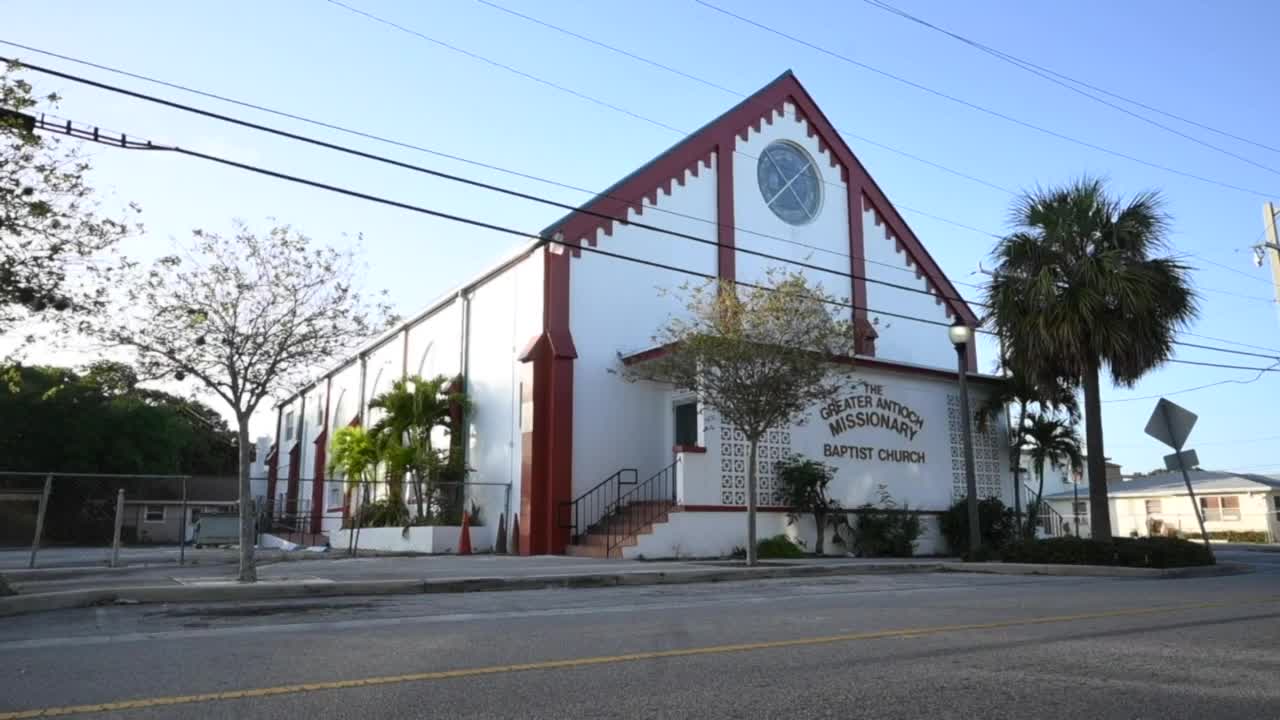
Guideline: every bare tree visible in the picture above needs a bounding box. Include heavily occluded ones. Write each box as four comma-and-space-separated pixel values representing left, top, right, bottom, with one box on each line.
2, 66, 136, 342
85, 222, 393, 581
622, 270, 854, 565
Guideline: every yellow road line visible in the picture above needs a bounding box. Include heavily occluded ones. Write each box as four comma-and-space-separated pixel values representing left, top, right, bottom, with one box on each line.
2, 597, 1275, 719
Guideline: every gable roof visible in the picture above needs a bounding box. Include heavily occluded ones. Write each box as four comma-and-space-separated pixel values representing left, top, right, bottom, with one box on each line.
1043, 470, 1280, 500
540, 70, 980, 327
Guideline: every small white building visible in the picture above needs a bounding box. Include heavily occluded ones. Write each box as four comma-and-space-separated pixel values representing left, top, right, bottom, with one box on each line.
270, 71, 1015, 557
1043, 471, 1280, 542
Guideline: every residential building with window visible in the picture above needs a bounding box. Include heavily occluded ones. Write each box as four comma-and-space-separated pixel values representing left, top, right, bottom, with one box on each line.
121, 476, 240, 545
270, 71, 1016, 557
1043, 471, 1280, 541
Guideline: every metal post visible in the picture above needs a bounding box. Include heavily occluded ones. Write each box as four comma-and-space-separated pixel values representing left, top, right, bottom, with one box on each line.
956, 344, 981, 555
111, 489, 125, 568
1162, 405, 1215, 561
178, 477, 188, 566
28, 474, 52, 569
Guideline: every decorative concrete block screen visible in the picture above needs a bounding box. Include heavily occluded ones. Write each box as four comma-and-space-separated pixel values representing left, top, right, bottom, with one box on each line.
720, 426, 793, 506
947, 393, 1003, 501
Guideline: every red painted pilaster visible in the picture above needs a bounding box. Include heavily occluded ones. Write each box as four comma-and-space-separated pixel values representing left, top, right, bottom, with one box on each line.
849, 190, 876, 356
285, 442, 301, 513
716, 140, 735, 284
309, 377, 331, 534
518, 245, 577, 555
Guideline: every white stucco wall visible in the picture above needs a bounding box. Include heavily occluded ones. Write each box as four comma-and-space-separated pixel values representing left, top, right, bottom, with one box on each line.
569, 153, 717, 497
464, 249, 541, 524
405, 300, 461, 382
732, 101, 852, 305
696, 365, 1010, 513
862, 207, 957, 370
1111, 491, 1277, 539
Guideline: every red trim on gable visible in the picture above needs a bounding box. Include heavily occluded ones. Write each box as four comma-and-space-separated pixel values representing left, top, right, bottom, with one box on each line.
716, 142, 735, 283
539, 71, 979, 329
620, 342, 1004, 387
310, 377, 331, 535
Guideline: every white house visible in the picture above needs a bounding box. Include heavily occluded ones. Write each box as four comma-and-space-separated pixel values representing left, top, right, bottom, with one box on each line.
1043, 471, 1280, 541
269, 71, 1015, 557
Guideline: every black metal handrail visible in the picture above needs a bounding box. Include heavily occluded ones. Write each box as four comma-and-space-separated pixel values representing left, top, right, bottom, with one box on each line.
559, 468, 638, 541
604, 461, 677, 557
1024, 484, 1068, 537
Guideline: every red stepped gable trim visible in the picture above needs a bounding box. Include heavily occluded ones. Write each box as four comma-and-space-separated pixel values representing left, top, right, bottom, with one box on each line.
539, 71, 979, 330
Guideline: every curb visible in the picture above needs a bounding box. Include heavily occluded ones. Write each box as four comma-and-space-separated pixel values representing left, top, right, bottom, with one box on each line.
0, 563, 943, 617
938, 561, 1251, 579
0, 560, 1249, 617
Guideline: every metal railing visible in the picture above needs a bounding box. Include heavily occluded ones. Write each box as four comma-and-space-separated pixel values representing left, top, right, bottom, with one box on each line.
599, 462, 678, 557
1024, 485, 1069, 538
559, 468, 638, 542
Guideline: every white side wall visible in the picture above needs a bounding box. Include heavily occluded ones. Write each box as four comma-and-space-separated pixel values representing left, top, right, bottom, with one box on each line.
1112, 492, 1276, 539
464, 249, 542, 524
569, 154, 717, 496
862, 207, 957, 370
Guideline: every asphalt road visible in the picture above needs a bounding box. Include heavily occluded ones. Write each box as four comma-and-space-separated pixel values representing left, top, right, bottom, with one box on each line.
1, 550, 1278, 719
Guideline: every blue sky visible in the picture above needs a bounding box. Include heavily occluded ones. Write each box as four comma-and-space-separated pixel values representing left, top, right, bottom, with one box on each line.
5, 0, 1279, 474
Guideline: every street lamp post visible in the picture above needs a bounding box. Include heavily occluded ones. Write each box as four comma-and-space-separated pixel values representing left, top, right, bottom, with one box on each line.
949, 321, 981, 556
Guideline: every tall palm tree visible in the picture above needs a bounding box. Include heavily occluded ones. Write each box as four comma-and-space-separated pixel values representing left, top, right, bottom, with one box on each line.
1021, 414, 1083, 538
986, 177, 1197, 539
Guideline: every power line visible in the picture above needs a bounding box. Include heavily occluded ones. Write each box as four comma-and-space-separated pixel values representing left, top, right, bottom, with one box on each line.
861, 0, 1280, 157
9, 33, 1265, 305
1101, 361, 1280, 404
1184, 332, 1280, 355
0, 39, 1001, 288
860, 0, 1280, 176
692, 0, 1280, 199
19, 55, 1280, 359
15, 55, 1280, 368
3, 55, 996, 316
34, 114, 1280, 381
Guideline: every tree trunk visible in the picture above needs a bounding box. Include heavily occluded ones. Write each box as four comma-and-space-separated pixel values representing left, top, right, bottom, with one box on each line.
746, 439, 758, 566
1082, 361, 1112, 539
235, 416, 257, 583
1033, 463, 1046, 539
1012, 400, 1028, 536
814, 510, 825, 555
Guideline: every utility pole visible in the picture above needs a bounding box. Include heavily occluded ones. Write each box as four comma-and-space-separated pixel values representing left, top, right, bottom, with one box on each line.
1260, 203, 1280, 315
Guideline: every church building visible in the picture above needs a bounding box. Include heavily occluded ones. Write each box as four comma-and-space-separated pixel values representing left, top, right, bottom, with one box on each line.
269, 71, 1013, 557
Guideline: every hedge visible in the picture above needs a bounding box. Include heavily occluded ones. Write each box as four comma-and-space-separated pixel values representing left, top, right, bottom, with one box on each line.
1001, 536, 1214, 568
1206, 530, 1269, 544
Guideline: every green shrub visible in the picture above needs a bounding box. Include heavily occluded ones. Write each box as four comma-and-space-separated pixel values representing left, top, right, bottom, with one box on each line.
1001, 536, 1214, 568
841, 486, 922, 558
0, 575, 13, 597
757, 534, 806, 559
940, 497, 1018, 555
1206, 530, 1268, 543
352, 498, 409, 528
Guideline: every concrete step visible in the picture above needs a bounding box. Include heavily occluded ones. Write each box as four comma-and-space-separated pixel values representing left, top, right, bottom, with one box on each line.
565, 543, 621, 559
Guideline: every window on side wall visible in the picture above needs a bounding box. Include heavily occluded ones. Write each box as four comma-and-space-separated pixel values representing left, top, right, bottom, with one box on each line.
328, 485, 343, 509
1200, 496, 1240, 522
1072, 501, 1088, 517
674, 401, 698, 447
144, 505, 165, 523
284, 412, 294, 441
1145, 499, 1162, 515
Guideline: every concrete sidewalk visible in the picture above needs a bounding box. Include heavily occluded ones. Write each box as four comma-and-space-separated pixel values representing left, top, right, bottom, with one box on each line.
0, 553, 1246, 618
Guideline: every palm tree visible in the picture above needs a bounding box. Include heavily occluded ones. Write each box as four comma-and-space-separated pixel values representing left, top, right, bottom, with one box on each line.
1021, 414, 1083, 538
976, 362, 1078, 532
985, 177, 1197, 539
367, 375, 466, 522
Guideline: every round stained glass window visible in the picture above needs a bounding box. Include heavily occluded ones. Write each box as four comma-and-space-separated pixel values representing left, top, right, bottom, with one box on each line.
756, 141, 822, 225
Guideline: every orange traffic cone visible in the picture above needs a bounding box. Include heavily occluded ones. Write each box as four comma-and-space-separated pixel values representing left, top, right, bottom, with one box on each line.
458, 510, 473, 555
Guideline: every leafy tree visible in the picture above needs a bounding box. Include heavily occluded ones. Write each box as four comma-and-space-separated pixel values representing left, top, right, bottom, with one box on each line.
83, 222, 393, 581
367, 374, 467, 523
622, 270, 854, 565
1022, 413, 1083, 538
940, 496, 1018, 556
985, 178, 1197, 539
1, 66, 135, 339
776, 454, 840, 555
